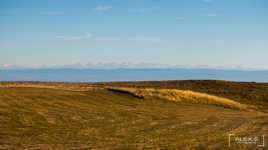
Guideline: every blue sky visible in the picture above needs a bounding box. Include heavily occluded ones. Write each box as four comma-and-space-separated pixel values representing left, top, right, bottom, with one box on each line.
0, 0, 268, 69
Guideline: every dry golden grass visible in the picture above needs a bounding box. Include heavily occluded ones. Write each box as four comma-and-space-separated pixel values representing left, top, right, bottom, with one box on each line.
0, 84, 267, 150
107, 87, 250, 110
0, 84, 102, 91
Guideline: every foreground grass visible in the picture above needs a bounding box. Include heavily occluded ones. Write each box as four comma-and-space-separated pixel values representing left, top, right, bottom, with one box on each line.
0, 83, 267, 149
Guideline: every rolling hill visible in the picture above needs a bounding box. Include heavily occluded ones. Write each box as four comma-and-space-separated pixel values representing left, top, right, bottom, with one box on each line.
0, 80, 267, 150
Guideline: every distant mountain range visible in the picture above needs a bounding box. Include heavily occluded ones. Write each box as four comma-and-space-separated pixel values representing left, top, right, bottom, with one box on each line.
2, 62, 266, 70
0, 68, 267, 82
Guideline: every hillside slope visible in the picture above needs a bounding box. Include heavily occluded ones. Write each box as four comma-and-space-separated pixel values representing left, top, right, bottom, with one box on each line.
0, 83, 267, 150
91, 80, 268, 111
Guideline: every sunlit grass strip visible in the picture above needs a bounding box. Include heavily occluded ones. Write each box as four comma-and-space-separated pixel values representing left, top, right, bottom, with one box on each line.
107, 87, 248, 110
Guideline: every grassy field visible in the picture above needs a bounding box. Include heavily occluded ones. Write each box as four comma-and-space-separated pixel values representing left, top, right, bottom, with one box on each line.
0, 80, 267, 150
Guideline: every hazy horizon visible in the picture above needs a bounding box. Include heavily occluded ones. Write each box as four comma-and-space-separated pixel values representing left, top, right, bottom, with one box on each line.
1, 68, 268, 82
1, 62, 268, 71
